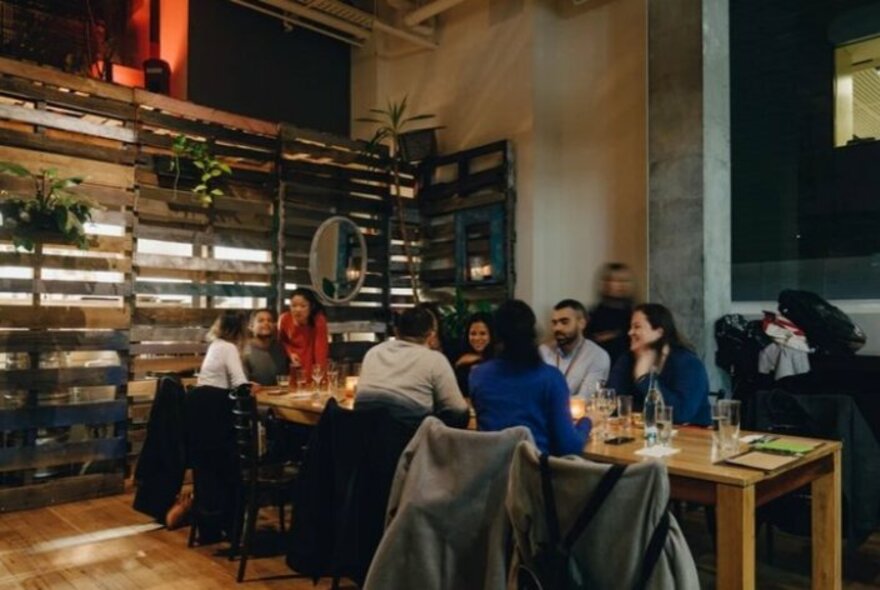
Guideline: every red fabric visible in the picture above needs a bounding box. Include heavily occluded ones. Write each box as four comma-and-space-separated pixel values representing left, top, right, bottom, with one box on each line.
278, 311, 329, 381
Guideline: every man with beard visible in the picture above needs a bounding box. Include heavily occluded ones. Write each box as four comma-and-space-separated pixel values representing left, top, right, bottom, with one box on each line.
539, 299, 610, 399
244, 308, 290, 386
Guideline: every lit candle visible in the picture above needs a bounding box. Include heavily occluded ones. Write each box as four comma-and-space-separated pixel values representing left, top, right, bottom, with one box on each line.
570, 398, 586, 420
344, 376, 359, 398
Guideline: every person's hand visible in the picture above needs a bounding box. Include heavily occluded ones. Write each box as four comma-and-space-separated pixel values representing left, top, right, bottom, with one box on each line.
633, 348, 658, 381
455, 353, 482, 367
289, 353, 302, 368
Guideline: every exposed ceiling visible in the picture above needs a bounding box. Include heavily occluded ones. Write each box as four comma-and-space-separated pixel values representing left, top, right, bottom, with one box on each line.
229, 0, 468, 50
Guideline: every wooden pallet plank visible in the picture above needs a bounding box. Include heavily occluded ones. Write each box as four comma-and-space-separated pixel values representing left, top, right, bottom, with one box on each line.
134, 89, 277, 137
134, 281, 274, 298
0, 306, 129, 329
0, 366, 127, 388
0, 280, 131, 297
0, 252, 131, 272
0, 145, 133, 188
0, 400, 126, 431
0, 57, 134, 103
134, 223, 273, 250
0, 74, 137, 119
0, 472, 124, 512
0, 330, 128, 352
133, 308, 240, 326
130, 326, 208, 342
137, 109, 276, 151
133, 253, 273, 274
0, 127, 136, 166
0, 438, 127, 473
130, 342, 207, 355
0, 104, 135, 143
131, 356, 202, 375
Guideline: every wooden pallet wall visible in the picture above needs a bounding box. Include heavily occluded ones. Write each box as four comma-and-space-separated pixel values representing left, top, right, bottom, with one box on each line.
279, 125, 397, 363
0, 57, 134, 510
418, 140, 516, 306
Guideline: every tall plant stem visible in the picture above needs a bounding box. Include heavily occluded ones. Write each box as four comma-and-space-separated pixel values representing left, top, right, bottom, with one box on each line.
392, 162, 420, 303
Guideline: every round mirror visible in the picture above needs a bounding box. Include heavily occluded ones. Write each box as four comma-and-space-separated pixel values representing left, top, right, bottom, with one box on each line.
309, 216, 368, 304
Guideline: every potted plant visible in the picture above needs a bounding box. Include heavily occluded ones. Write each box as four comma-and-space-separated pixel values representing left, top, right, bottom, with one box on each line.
168, 135, 232, 207
0, 162, 98, 251
357, 96, 438, 303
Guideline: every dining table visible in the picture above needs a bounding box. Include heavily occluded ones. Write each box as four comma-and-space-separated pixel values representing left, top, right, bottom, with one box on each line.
255, 387, 354, 425
583, 427, 842, 590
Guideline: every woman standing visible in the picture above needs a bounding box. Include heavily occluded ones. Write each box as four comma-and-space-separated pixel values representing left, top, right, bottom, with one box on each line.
197, 311, 253, 390
607, 303, 710, 425
278, 287, 329, 382
453, 312, 494, 396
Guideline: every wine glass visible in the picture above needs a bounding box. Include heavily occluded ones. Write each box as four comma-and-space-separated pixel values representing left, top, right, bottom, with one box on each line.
312, 365, 325, 394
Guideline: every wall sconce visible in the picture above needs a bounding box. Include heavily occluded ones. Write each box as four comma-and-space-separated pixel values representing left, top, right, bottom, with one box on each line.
468, 256, 492, 281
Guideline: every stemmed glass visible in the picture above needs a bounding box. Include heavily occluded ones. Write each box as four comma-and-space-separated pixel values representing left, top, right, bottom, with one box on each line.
312, 364, 325, 394
597, 387, 617, 441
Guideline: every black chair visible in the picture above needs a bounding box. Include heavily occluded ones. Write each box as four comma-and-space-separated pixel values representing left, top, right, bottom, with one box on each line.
225, 384, 298, 583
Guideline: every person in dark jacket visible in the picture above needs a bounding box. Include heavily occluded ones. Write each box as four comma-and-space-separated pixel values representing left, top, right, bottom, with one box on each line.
607, 303, 710, 425
586, 262, 635, 365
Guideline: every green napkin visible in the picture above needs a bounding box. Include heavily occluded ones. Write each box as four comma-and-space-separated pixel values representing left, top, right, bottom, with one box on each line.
752, 439, 819, 455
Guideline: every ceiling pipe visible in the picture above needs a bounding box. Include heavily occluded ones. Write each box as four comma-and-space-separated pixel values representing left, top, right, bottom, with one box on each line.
258, 0, 371, 39
229, 0, 364, 45
403, 0, 467, 27
373, 20, 437, 50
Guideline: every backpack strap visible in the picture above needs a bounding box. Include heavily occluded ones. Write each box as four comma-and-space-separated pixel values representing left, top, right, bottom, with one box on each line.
538, 453, 561, 546
634, 510, 671, 590
562, 463, 626, 549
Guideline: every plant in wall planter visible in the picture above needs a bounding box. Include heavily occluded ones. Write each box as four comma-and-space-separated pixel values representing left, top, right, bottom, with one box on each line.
357, 96, 439, 304
0, 162, 99, 252
169, 135, 232, 207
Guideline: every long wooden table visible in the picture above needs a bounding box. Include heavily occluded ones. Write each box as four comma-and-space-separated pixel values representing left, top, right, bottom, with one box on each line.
583, 428, 842, 590
256, 389, 353, 425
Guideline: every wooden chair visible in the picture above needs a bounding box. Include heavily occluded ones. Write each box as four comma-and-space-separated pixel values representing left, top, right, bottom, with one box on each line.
226, 385, 298, 583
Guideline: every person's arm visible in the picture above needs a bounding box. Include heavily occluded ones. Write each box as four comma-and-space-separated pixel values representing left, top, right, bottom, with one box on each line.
431, 353, 469, 428
223, 342, 250, 388
313, 313, 329, 369
576, 348, 611, 399
547, 369, 589, 456
634, 350, 709, 424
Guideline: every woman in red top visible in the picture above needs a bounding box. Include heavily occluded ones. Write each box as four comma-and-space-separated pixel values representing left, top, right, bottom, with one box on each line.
278, 287, 329, 382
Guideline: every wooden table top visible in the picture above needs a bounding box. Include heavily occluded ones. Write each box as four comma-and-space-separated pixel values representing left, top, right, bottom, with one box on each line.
583, 427, 842, 487
256, 388, 354, 414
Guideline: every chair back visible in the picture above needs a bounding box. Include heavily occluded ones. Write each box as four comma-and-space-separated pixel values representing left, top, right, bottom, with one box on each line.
229, 384, 258, 484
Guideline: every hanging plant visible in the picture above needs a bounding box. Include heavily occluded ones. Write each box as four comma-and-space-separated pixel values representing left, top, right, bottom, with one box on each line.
0, 162, 99, 252
357, 96, 438, 304
169, 135, 232, 207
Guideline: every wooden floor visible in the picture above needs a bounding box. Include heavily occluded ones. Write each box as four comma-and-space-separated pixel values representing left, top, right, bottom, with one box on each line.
0, 492, 878, 589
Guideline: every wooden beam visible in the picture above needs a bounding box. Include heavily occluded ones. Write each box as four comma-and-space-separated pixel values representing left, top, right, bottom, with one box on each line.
0, 104, 135, 143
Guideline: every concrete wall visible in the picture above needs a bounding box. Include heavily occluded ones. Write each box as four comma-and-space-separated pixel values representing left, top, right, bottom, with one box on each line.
351, 0, 647, 331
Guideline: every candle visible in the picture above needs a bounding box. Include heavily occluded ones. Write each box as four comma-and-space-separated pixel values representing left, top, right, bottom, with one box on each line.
344, 376, 359, 399
570, 398, 586, 421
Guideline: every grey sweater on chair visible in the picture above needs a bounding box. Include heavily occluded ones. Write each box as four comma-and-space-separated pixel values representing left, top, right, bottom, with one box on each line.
363, 417, 534, 590
507, 442, 700, 590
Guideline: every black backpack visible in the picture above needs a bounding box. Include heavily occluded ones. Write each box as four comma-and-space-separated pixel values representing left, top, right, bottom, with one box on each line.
517, 455, 670, 590
777, 290, 866, 355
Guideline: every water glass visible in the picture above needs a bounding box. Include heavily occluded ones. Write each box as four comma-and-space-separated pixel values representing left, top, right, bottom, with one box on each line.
656, 406, 674, 447
617, 395, 633, 433
597, 387, 616, 440
711, 401, 727, 448
276, 374, 290, 389
312, 365, 325, 392
719, 400, 742, 454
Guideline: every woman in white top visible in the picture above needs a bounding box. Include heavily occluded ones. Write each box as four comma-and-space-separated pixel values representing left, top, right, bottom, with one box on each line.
197, 311, 257, 390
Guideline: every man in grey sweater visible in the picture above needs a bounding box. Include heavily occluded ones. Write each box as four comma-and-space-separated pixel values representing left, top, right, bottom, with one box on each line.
355, 305, 469, 428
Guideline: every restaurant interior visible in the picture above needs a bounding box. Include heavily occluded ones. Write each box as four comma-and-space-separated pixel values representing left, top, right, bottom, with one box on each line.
0, 0, 879, 588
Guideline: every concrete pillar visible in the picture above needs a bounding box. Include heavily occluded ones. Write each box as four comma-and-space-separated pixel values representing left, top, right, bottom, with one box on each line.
648, 0, 730, 387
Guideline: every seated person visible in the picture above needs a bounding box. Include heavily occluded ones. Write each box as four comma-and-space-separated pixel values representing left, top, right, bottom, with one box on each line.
354, 306, 469, 428
243, 308, 290, 386
539, 299, 610, 399
607, 303, 710, 425
453, 312, 494, 396
197, 311, 257, 391
470, 300, 591, 456
586, 262, 635, 365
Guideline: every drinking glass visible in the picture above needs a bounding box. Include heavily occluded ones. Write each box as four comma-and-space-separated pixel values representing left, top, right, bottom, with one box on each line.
719, 400, 742, 454
276, 374, 290, 389
617, 395, 633, 433
312, 365, 325, 393
597, 387, 616, 440
656, 406, 674, 447
711, 401, 727, 448
296, 373, 310, 394
327, 362, 339, 395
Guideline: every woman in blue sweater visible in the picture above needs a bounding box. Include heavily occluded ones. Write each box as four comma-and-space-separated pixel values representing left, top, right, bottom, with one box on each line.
607, 303, 710, 425
470, 300, 591, 456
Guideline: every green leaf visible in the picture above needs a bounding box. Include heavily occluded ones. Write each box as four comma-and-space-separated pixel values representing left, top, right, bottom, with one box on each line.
217, 163, 232, 174
0, 162, 32, 177
210, 188, 223, 196
193, 160, 206, 170
193, 184, 208, 193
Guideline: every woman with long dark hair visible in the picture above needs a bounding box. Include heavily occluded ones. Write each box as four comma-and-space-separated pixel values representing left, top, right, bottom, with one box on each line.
607, 303, 710, 425
453, 312, 495, 396
197, 311, 253, 390
470, 300, 591, 456
278, 287, 329, 382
